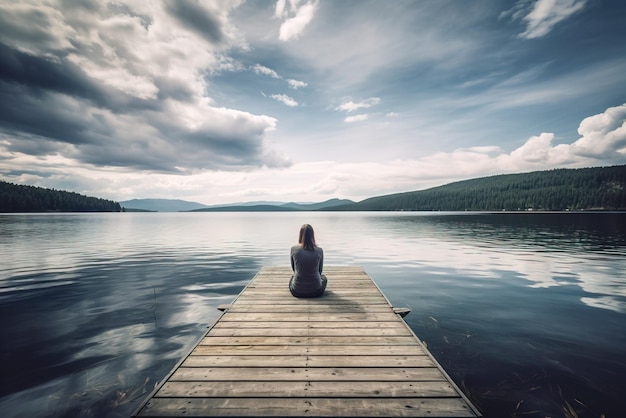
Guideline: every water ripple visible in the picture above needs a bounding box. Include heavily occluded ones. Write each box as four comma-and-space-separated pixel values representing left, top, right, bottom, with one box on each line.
0, 212, 625, 418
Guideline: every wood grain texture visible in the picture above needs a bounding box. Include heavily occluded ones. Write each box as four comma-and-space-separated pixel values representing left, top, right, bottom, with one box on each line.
133, 266, 481, 417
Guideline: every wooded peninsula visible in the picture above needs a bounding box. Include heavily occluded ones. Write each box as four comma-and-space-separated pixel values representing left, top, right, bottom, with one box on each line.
0, 182, 121, 212
1, 164, 624, 212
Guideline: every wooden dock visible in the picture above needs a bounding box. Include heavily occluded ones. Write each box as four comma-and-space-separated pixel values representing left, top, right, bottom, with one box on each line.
133, 266, 481, 417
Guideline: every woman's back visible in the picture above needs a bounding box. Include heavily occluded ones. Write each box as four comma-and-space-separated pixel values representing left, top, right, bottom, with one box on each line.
291, 245, 323, 280
289, 224, 327, 298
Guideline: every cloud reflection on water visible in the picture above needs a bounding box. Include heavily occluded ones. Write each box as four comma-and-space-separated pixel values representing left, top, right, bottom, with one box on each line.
309, 212, 626, 314
0, 212, 624, 417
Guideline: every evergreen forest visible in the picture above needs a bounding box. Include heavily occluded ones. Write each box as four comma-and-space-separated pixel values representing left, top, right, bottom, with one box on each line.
331, 165, 626, 211
0, 181, 122, 212
1, 165, 625, 213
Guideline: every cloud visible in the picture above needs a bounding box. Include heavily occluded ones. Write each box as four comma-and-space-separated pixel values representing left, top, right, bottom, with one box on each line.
336, 97, 381, 112
495, 103, 626, 170
508, 133, 571, 166
251, 63, 281, 79
276, 0, 318, 41
252, 66, 306, 105
0, 1, 286, 173
252, 66, 308, 93
0, 2, 76, 55
270, 94, 298, 107
503, 0, 587, 39
287, 79, 307, 89
571, 103, 626, 158
3, 104, 623, 204
0, 1, 622, 206
344, 114, 368, 123
163, 0, 225, 44
452, 103, 626, 172
327, 104, 626, 198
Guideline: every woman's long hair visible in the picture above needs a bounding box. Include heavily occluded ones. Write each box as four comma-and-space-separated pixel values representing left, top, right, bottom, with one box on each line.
298, 224, 316, 250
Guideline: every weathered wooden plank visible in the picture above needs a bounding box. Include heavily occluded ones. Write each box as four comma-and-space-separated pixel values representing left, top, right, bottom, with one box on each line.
255, 271, 370, 275
219, 312, 400, 322
133, 266, 481, 418
250, 274, 377, 280
206, 327, 412, 337
156, 380, 457, 398
138, 397, 476, 417
211, 321, 406, 329
232, 296, 389, 304
245, 278, 379, 284
250, 280, 370, 285
257, 268, 365, 274
221, 305, 393, 313
250, 278, 374, 284
170, 367, 448, 382
200, 336, 420, 346
183, 355, 435, 368
245, 283, 377, 289
241, 288, 382, 295
257, 273, 368, 279
192, 345, 429, 356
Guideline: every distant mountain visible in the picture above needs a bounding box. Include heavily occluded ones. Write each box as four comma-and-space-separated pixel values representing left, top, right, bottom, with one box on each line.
328, 165, 626, 211
119, 198, 356, 212
191, 204, 298, 212
220, 201, 288, 207
9, 165, 621, 214
120, 165, 626, 213
280, 199, 356, 210
192, 198, 356, 212
119, 198, 209, 212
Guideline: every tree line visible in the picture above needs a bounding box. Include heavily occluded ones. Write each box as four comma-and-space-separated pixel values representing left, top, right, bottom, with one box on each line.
331, 165, 626, 211
2, 164, 624, 213
0, 181, 121, 212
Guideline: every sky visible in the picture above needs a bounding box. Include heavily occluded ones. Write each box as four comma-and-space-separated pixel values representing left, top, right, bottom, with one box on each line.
0, 0, 625, 205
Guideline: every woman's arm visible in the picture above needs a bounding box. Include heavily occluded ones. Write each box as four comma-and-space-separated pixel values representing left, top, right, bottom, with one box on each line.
318, 248, 324, 274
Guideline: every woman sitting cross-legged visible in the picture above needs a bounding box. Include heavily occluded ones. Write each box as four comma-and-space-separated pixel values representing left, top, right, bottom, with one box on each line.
289, 224, 327, 298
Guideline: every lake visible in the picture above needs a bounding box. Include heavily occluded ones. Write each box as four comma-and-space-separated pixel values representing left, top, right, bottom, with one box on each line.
0, 211, 625, 418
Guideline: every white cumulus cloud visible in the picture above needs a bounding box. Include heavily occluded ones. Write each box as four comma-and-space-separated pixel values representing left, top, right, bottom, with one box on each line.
287, 79, 308, 89
271, 94, 299, 107
251, 63, 281, 79
571, 103, 626, 158
503, 0, 587, 39
276, 0, 318, 41
344, 114, 368, 123
336, 97, 381, 112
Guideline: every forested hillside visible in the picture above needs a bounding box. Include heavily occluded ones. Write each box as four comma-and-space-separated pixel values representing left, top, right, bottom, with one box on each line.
0, 181, 121, 212
333, 165, 626, 211
2, 165, 625, 213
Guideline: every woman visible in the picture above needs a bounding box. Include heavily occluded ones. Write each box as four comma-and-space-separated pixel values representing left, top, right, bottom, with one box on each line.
289, 224, 327, 298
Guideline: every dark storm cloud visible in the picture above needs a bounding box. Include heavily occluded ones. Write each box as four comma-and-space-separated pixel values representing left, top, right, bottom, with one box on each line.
163, 0, 224, 44
0, 42, 102, 101
141, 110, 278, 171
1, 134, 68, 156
0, 1, 290, 177
0, 42, 144, 149
154, 76, 196, 102
0, 42, 164, 113
0, 80, 94, 150
0, 3, 72, 55
0, 37, 285, 172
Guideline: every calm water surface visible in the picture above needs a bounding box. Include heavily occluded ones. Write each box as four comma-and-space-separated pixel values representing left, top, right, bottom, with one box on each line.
0, 212, 625, 418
